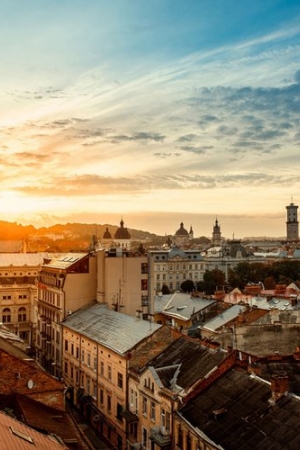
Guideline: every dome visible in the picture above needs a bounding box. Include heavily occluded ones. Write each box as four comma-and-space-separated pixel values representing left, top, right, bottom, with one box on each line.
175, 222, 189, 236
114, 219, 131, 239
103, 227, 112, 239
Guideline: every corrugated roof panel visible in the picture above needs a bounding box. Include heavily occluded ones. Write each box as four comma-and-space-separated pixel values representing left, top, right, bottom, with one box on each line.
202, 304, 246, 332
0, 253, 50, 267
63, 304, 161, 355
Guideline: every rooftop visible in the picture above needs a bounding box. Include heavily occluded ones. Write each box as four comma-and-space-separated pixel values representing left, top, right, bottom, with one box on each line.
148, 336, 228, 390
155, 292, 215, 320
63, 304, 161, 355
0, 410, 67, 449
201, 304, 247, 332
179, 368, 300, 450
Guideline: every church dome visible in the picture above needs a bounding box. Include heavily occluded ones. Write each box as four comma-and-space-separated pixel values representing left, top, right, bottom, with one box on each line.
114, 219, 131, 239
175, 222, 189, 236
103, 227, 112, 239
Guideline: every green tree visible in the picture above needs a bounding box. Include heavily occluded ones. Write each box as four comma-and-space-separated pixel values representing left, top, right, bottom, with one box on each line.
197, 269, 226, 295
180, 279, 195, 293
162, 284, 170, 295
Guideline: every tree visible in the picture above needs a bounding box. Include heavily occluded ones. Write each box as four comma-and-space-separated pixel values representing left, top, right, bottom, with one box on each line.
162, 284, 170, 295
197, 269, 226, 295
180, 279, 195, 293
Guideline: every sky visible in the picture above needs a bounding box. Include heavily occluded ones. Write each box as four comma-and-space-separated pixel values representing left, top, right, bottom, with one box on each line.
0, 0, 300, 238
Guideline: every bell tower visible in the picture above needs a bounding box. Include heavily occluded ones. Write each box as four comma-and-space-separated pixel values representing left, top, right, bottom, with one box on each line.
286, 201, 299, 241
212, 218, 222, 244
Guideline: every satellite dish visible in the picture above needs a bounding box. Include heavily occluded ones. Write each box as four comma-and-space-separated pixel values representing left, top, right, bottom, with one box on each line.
27, 379, 34, 389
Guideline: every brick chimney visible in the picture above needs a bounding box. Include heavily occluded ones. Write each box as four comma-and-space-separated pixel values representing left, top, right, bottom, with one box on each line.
270, 374, 289, 404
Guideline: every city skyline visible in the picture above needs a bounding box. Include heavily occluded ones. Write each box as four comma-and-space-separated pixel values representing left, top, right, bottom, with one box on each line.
0, 1, 300, 237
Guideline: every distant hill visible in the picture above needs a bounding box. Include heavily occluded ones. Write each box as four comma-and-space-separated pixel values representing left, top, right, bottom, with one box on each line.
0, 220, 161, 252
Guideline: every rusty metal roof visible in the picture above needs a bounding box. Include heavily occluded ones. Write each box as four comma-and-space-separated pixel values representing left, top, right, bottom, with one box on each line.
179, 368, 300, 450
148, 336, 228, 389
63, 304, 161, 355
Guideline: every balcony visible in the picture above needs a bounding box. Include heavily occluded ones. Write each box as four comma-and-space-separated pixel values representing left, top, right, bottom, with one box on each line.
150, 426, 171, 448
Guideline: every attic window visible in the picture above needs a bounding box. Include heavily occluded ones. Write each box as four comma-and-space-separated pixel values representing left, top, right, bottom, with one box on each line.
9, 426, 34, 444
212, 408, 227, 417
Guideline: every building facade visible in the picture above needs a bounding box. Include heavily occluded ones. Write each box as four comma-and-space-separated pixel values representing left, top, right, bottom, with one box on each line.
62, 304, 162, 450
36, 252, 97, 377
148, 248, 205, 302
96, 249, 149, 318
0, 253, 47, 345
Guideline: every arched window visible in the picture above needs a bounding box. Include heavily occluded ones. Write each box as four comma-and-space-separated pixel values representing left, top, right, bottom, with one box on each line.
2, 308, 11, 323
18, 307, 26, 322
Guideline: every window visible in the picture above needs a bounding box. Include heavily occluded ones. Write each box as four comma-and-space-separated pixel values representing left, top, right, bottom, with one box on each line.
100, 388, 104, 404
161, 409, 170, 432
2, 308, 11, 323
81, 350, 85, 363
177, 425, 183, 449
141, 279, 148, 290
18, 307, 26, 322
107, 394, 111, 412
141, 263, 148, 274
150, 401, 155, 421
93, 356, 97, 370
108, 365, 112, 381
64, 340, 68, 352
130, 388, 138, 414
64, 361, 68, 374
141, 295, 148, 306
142, 427, 148, 448
142, 396, 147, 416
87, 353, 91, 367
130, 422, 137, 439
117, 403, 123, 421
100, 361, 104, 376
117, 372, 123, 389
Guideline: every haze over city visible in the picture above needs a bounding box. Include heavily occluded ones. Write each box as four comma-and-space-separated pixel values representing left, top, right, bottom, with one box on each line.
1, 1, 300, 238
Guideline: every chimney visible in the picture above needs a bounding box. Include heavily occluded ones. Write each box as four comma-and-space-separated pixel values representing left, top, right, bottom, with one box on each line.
270, 374, 289, 404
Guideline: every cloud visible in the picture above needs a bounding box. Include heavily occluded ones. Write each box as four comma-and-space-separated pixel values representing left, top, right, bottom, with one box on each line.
109, 131, 166, 143
177, 134, 198, 142
179, 145, 211, 155
153, 152, 181, 158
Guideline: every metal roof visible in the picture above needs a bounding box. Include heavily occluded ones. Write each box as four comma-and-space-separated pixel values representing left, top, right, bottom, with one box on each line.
202, 304, 246, 332
0, 253, 50, 267
155, 292, 215, 321
246, 296, 299, 311
149, 337, 228, 389
179, 368, 300, 450
63, 304, 161, 355
43, 253, 89, 270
